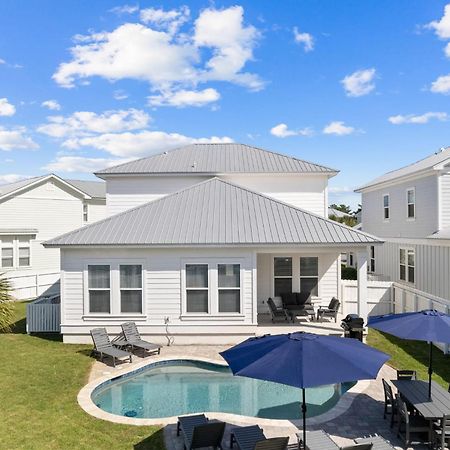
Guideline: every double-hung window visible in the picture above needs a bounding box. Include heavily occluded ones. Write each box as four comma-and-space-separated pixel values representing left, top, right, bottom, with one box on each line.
399, 249, 415, 283
120, 265, 142, 313
83, 203, 88, 223
369, 246, 375, 273
383, 194, 390, 220
406, 188, 415, 219
218, 264, 241, 313
88, 265, 111, 313
300, 257, 319, 296
1, 237, 14, 268
274, 257, 292, 296
185, 264, 209, 313
18, 236, 31, 266
0, 235, 31, 268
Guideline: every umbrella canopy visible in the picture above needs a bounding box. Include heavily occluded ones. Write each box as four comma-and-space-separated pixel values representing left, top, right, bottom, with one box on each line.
368, 309, 450, 397
220, 332, 389, 449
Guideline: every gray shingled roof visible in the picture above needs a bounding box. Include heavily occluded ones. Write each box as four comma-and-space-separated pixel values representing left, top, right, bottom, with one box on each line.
45, 178, 380, 247
0, 174, 105, 199
356, 147, 450, 191
95, 143, 338, 176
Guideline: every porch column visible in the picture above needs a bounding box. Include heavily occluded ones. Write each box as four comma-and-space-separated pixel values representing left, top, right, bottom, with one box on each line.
356, 248, 368, 322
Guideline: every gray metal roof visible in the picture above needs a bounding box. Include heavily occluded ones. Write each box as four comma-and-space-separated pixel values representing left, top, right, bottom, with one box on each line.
95, 143, 338, 176
45, 178, 381, 247
356, 147, 450, 191
0, 174, 105, 199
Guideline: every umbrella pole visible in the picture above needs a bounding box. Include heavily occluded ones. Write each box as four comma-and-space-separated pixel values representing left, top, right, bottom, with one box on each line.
428, 342, 433, 398
301, 388, 307, 450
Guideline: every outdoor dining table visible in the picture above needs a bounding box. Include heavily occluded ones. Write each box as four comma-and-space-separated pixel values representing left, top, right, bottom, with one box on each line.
392, 379, 450, 421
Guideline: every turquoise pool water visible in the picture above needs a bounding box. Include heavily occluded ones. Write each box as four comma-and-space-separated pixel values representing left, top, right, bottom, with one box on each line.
92, 360, 354, 420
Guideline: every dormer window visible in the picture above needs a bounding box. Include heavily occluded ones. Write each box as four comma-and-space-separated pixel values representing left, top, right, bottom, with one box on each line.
383, 194, 390, 220
406, 188, 415, 219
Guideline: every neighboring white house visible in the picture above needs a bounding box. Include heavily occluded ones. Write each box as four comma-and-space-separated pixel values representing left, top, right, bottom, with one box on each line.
355, 147, 450, 300
0, 174, 106, 298
45, 143, 381, 344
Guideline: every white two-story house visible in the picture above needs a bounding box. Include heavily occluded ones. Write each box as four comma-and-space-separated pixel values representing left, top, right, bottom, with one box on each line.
45, 143, 381, 344
0, 174, 106, 298
356, 147, 450, 304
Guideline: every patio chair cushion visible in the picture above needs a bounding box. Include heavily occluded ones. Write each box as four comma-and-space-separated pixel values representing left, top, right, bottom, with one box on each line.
272, 296, 283, 308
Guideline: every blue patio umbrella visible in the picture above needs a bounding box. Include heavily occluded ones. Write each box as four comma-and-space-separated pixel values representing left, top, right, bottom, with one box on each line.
220, 332, 389, 449
368, 309, 450, 397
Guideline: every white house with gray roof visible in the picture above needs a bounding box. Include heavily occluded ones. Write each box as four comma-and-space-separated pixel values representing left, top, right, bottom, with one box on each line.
0, 174, 106, 298
356, 147, 450, 303
45, 143, 381, 344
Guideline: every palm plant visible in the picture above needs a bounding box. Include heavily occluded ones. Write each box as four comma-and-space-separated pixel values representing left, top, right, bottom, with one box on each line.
0, 274, 15, 332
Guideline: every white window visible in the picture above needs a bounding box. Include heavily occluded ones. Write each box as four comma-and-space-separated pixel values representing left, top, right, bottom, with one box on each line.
185, 264, 209, 313
274, 257, 292, 296
369, 246, 375, 273
406, 188, 415, 219
300, 257, 318, 296
83, 203, 88, 222
383, 194, 390, 220
218, 264, 241, 313
88, 265, 111, 313
120, 265, 142, 313
0, 235, 31, 268
399, 248, 415, 283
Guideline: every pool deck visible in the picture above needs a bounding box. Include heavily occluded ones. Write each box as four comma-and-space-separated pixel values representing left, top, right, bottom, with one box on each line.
87, 345, 429, 450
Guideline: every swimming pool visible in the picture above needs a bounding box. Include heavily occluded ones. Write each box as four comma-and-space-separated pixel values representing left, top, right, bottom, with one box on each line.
92, 360, 355, 420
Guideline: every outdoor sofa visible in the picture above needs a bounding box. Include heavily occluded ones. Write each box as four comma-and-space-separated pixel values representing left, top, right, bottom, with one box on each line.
280, 292, 315, 321
177, 414, 225, 450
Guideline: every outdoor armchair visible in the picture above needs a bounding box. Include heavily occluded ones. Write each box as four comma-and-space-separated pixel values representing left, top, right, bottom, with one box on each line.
317, 298, 341, 322
177, 414, 225, 450
267, 298, 290, 322
90, 327, 132, 367
230, 425, 288, 450
117, 322, 162, 356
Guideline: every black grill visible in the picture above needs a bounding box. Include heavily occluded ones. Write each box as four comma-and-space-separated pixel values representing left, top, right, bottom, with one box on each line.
341, 314, 364, 341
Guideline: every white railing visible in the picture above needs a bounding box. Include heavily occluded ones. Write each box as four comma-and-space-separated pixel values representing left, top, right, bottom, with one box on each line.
26, 293, 61, 333
8, 272, 60, 300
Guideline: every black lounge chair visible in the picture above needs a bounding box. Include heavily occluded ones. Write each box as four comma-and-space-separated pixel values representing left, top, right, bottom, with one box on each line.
90, 327, 132, 367
230, 425, 288, 450
317, 297, 340, 322
267, 298, 290, 323
177, 414, 225, 450
119, 322, 162, 355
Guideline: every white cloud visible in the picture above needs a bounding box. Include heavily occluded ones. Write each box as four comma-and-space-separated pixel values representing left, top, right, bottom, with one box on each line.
43, 156, 131, 173
270, 123, 313, 138
293, 27, 314, 52
341, 68, 376, 97
37, 108, 150, 138
113, 90, 128, 100
427, 4, 450, 39
430, 74, 450, 94
0, 58, 5, 65
53, 6, 263, 101
388, 112, 448, 124
323, 121, 355, 136
109, 4, 139, 15
63, 131, 233, 158
41, 99, 61, 111
329, 186, 355, 194
0, 127, 39, 151
140, 6, 190, 35
148, 88, 220, 107
0, 174, 27, 184
0, 98, 16, 116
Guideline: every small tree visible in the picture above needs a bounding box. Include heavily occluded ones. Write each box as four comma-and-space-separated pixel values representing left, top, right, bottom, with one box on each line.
0, 274, 15, 332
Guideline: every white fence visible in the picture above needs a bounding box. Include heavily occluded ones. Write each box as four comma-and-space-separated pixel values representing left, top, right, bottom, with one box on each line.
26, 294, 61, 333
9, 272, 60, 300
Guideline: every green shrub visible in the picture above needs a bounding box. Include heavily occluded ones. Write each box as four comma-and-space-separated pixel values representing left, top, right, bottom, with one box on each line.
341, 265, 357, 280
0, 274, 15, 332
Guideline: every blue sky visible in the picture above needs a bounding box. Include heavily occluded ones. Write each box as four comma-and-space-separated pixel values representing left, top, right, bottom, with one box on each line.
1, 0, 450, 207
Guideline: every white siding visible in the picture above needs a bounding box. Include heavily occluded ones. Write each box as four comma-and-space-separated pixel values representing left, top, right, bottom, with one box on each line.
85, 200, 106, 224
440, 173, 450, 229
362, 174, 439, 238
256, 251, 340, 313
106, 174, 328, 217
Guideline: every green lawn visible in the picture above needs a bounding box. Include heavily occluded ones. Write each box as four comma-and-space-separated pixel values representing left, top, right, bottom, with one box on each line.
0, 302, 164, 450
367, 329, 450, 388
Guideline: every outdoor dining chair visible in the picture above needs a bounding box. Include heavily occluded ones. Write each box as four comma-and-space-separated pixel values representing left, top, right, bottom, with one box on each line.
432, 414, 450, 450
396, 369, 417, 380
397, 396, 430, 447
382, 379, 397, 427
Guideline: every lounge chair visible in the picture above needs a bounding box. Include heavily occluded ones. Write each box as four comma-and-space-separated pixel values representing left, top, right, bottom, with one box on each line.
340, 445, 372, 450
119, 322, 162, 355
230, 425, 288, 450
317, 297, 340, 322
177, 414, 225, 450
90, 327, 132, 367
396, 369, 416, 380
267, 298, 290, 322
381, 379, 397, 427
297, 430, 338, 450
397, 396, 430, 447
354, 435, 396, 449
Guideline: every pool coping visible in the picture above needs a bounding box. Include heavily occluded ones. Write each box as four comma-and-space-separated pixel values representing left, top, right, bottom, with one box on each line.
77, 354, 372, 428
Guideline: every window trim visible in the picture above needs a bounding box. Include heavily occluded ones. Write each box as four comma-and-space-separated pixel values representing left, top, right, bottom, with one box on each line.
217, 263, 242, 314
299, 256, 319, 297
184, 263, 210, 315
399, 247, 415, 284
406, 187, 416, 220
119, 264, 143, 314
87, 264, 111, 314
0, 235, 32, 269
383, 193, 390, 222
369, 245, 375, 273
273, 256, 293, 297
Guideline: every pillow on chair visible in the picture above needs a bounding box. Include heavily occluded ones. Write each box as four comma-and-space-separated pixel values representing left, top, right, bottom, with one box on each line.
272, 296, 283, 308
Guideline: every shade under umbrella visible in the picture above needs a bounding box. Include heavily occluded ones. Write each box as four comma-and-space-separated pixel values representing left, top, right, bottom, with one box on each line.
220, 332, 389, 449
368, 309, 450, 397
